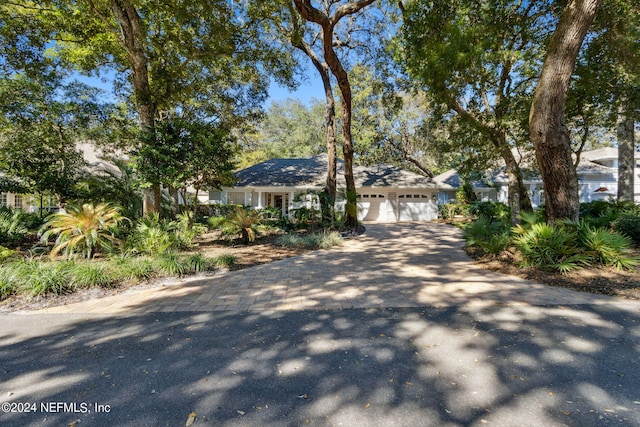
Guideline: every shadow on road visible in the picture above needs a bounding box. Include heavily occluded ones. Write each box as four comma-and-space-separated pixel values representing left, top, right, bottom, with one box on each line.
2, 302, 640, 426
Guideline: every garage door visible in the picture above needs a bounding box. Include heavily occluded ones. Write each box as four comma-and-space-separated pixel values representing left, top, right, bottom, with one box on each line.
358, 194, 387, 222
398, 194, 437, 221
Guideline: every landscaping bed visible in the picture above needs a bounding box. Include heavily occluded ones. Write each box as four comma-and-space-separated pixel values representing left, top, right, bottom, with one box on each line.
466, 246, 640, 300
0, 232, 311, 313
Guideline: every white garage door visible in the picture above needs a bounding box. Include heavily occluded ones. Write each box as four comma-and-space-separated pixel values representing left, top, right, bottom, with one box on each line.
398, 194, 437, 221
358, 194, 387, 222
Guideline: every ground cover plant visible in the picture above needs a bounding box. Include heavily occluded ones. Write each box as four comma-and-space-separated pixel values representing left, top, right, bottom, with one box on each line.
0, 203, 344, 311
463, 201, 640, 299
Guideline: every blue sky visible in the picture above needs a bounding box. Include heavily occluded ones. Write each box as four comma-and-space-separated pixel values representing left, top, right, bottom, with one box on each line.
73, 71, 325, 108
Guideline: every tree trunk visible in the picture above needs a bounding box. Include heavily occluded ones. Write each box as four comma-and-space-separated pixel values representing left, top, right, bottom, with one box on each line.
293, 0, 376, 229
291, 35, 337, 222
529, 0, 602, 223
110, 0, 161, 216
617, 110, 635, 202
495, 133, 532, 224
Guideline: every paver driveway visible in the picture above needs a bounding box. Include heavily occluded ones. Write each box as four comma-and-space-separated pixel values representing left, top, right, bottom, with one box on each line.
35, 222, 628, 314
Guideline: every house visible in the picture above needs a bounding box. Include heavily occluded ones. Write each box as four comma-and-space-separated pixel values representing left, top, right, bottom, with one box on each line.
433, 147, 639, 207
209, 154, 440, 222
0, 142, 121, 213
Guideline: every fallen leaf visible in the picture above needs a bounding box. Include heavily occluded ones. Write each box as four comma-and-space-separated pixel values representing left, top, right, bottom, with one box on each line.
68, 420, 81, 427
185, 412, 197, 427
364, 403, 371, 409
548, 392, 554, 396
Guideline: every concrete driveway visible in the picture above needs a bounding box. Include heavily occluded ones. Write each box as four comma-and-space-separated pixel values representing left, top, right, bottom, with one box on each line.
2, 222, 639, 426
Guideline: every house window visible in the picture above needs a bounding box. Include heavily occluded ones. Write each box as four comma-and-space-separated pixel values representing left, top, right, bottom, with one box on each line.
539, 190, 545, 206
0, 193, 7, 207
209, 191, 223, 203
227, 192, 245, 205
14, 194, 23, 210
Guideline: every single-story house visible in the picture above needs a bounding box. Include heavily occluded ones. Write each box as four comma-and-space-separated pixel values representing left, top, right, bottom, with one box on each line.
433, 147, 638, 207
209, 154, 439, 222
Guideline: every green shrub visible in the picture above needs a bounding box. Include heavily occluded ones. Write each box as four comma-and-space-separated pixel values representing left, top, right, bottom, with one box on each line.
128, 213, 175, 255
469, 202, 510, 221
185, 253, 211, 273
277, 231, 342, 249
0, 209, 34, 247
39, 203, 127, 259
224, 207, 261, 243
8, 260, 72, 296
0, 245, 18, 262
153, 252, 189, 276
214, 254, 237, 269
613, 214, 640, 245
276, 233, 304, 248
463, 217, 511, 254
580, 226, 639, 270
207, 216, 227, 230
512, 222, 589, 273
67, 262, 113, 288
110, 256, 156, 281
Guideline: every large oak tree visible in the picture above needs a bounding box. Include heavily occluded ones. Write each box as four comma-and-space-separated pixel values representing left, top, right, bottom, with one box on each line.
529, 0, 603, 222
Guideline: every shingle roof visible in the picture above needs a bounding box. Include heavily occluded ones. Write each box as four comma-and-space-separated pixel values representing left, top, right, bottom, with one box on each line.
233, 155, 435, 189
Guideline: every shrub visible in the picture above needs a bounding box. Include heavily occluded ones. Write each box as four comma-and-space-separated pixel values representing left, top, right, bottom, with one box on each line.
277, 231, 342, 249
580, 226, 639, 270
67, 262, 113, 288
469, 202, 510, 221
128, 213, 175, 255
39, 203, 126, 259
207, 216, 227, 230
224, 207, 261, 243
214, 254, 237, 269
463, 217, 511, 254
612, 214, 640, 245
0, 245, 17, 262
512, 222, 589, 273
7, 260, 72, 296
153, 252, 189, 276
0, 209, 33, 247
185, 253, 211, 273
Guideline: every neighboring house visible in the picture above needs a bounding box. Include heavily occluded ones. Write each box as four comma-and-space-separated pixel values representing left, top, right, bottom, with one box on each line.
209, 154, 439, 222
0, 142, 121, 214
433, 147, 639, 207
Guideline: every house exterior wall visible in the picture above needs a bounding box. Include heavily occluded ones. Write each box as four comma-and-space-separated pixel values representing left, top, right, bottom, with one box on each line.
210, 187, 439, 222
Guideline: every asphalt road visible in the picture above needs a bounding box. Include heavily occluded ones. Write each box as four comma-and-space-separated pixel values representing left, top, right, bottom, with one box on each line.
2, 303, 640, 426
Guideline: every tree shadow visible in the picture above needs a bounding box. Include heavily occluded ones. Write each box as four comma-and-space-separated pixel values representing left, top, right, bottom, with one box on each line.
2, 303, 640, 426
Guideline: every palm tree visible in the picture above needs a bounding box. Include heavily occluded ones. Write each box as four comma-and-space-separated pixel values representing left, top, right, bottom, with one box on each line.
39, 203, 127, 259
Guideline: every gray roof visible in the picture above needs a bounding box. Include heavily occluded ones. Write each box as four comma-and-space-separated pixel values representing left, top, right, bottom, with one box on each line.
233, 155, 435, 189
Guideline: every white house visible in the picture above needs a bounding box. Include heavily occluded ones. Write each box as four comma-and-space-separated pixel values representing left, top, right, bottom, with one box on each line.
433, 148, 639, 208
209, 154, 440, 222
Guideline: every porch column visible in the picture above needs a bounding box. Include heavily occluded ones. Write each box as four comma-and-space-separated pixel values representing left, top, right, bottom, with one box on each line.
257, 191, 263, 209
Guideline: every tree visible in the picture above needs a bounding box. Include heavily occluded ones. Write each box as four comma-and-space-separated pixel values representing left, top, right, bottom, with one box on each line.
16, 0, 295, 216
135, 118, 237, 224
397, 0, 553, 223
569, 1, 640, 201
241, 98, 325, 164
294, 0, 377, 228
529, 0, 603, 222
0, 74, 109, 208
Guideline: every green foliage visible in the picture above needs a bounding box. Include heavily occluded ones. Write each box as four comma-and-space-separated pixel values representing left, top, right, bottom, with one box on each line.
613, 214, 640, 245
128, 214, 176, 255
224, 207, 262, 243
0, 245, 17, 262
469, 202, 510, 221
39, 203, 126, 259
276, 231, 342, 250
185, 253, 211, 273
67, 262, 112, 288
580, 226, 638, 270
512, 223, 588, 273
0, 208, 34, 247
214, 254, 237, 269
207, 216, 227, 230
463, 217, 511, 254
5, 259, 71, 296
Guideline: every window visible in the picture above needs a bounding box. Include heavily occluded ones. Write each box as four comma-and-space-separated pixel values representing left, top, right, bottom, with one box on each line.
539, 190, 545, 206
209, 191, 223, 203
0, 193, 7, 207
227, 192, 245, 205
14, 194, 23, 209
